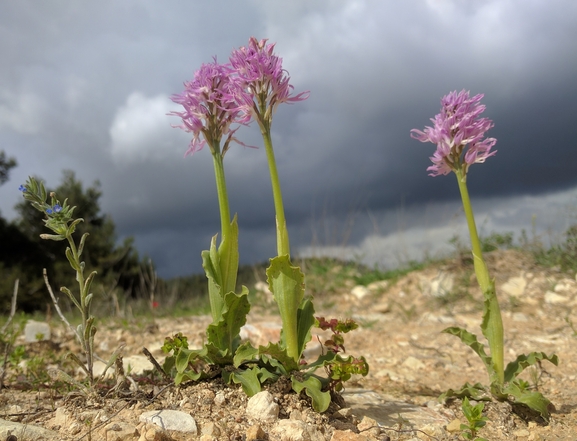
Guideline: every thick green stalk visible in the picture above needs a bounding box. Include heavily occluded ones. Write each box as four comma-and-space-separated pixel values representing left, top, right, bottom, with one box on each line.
261, 127, 290, 257
455, 169, 504, 385
259, 120, 301, 361
207, 151, 239, 322
212, 153, 232, 249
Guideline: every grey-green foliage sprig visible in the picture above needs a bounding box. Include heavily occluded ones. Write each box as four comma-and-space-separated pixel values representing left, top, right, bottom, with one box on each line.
460, 397, 488, 441
19, 177, 114, 389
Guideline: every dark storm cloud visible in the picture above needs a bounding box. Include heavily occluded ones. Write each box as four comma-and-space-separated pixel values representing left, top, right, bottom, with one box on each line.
1, 0, 577, 277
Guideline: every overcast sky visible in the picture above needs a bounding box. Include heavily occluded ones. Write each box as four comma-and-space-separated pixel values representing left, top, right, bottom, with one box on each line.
1, 0, 577, 278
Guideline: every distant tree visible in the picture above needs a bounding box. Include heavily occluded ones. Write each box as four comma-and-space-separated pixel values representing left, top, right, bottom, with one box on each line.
0, 150, 17, 186
2, 170, 142, 312
0, 215, 48, 311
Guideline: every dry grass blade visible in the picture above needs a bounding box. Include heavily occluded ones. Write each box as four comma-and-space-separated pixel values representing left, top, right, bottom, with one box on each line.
0, 279, 19, 335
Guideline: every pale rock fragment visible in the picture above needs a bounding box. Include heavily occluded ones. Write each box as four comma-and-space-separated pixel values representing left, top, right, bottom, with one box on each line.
501, 275, 527, 298
446, 418, 462, 432
367, 280, 389, 292
139, 410, 197, 434
351, 285, 370, 300
246, 424, 266, 441
330, 429, 370, 441
402, 356, 425, 370
102, 421, 138, 441
24, 320, 51, 342
425, 271, 455, 298
544, 291, 569, 304
246, 391, 279, 423
276, 419, 326, 441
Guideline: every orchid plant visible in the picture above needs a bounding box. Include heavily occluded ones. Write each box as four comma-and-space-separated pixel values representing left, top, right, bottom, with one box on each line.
229, 37, 312, 364
164, 37, 367, 411
411, 90, 558, 420
167, 61, 251, 370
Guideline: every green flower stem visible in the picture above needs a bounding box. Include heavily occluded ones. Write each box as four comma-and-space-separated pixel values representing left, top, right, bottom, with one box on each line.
212, 152, 232, 249
455, 169, 504, 385
259, 118, 300, 361
66, 236, 85, 313
208, 150, 240, 321
261, 127, 290, 257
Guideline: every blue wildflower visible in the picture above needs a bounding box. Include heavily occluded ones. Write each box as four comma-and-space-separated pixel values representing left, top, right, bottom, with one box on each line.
46, 208, 53, 215
53, 204, 62, 213
18, 185, 26, 192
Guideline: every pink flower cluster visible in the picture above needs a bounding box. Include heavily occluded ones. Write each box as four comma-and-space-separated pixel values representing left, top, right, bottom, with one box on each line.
170, 37, 309, 157
229, 37, 310, 123
170, 61, 240, 156
411, 90, 497, 176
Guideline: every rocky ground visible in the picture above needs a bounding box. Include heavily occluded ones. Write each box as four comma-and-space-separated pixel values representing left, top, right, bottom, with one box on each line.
1, 249, 576, 440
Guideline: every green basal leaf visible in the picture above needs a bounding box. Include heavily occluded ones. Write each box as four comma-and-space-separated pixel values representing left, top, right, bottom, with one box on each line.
503, 352, 559, 383
229, 367, 262, 397
201, 342, 232, 366
303, 352, 337, 371
171, 342, 213, 384
202, 235, 224, 324
296, 297, 315, 359
471, 252, 492, 298
439, 382, 490, 403
218, 215, 239, 296
258, 367, 279, 384
233, 341, 259, 368
175, 368, 207, 384
504, 380, 555, 421
479, 279, 504, 385
267, 255, 305, 362
162, 355, 176, 375
258, 342, 299, 374
175, 347, 200, 374
488, 382, 506, 398
291, 375, 331, 413
442, 327, 497, 384
206, 287, 250, 357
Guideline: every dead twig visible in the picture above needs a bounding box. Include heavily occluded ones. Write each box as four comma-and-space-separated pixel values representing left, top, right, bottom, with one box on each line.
43, 269, 75, 334
1, 279, 19, 388
0, 279, 19, 334
142, 347, 170, 380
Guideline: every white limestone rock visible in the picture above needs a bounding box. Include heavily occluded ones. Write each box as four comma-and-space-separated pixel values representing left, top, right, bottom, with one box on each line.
24, 320, 50, 342
246, 391, 279, 423
139, 410, 197, 434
